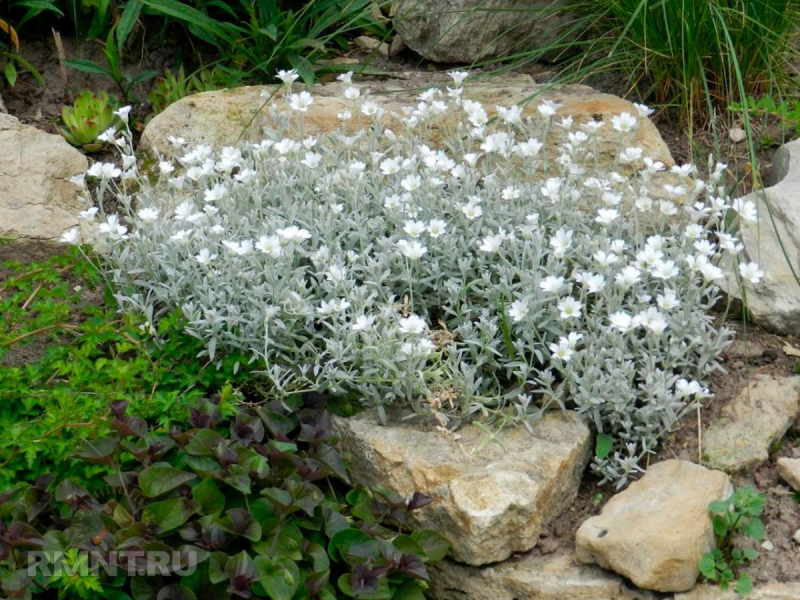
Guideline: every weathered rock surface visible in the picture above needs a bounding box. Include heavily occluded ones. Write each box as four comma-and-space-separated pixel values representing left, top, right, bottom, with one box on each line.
141, 74, 674, 174
332, 409, 592, 566
0, 113, 88, 239
429, 551, 658, 600
721, 139, 800, 335
777, 457, 800, 492
0, 91, 6, 114
576, 460, 732, 593
702, 375, 800, 473
392, 0, 568, 64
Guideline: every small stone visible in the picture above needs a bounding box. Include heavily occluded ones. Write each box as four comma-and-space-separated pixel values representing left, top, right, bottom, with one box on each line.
703, 375, 800, 473
777, 457, 800, 492
332, 409, 592, 566
389, 35, 406, 57
793, 529, 800, 545
354, 35, 389, 56
761, 540, 774, 551
576, 460, 732, 593
729, 127, 746, 143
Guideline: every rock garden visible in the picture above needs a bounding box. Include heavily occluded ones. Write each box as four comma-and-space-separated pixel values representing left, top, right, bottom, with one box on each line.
2, 1, 800, 599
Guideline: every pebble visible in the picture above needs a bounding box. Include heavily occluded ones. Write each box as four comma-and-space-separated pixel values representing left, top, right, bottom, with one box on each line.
729, 127, 746, 143
761, 540, 775, 551
794, 530, 800, 545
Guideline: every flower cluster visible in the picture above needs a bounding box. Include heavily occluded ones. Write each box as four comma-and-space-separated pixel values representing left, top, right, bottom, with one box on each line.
68, 70, 755, 484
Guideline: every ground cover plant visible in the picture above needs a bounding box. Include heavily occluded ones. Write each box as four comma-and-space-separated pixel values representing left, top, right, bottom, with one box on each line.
62, 71, 763, 486
0, 247, 250, 491
0, 396, 448, 599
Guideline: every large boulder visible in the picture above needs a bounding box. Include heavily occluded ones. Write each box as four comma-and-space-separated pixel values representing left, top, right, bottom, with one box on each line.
702, 375, 800, 473
429, 551, 658, 600
332, 409, 592, 566
0, 114, 88, 239
392, 0, 569, 64
140, 74, 674, 176
576, 460, 732, 593
721, 139, 800, 334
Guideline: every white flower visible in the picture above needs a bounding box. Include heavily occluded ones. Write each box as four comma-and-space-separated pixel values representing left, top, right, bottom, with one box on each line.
549, 228, 573, 257
137, 207, 160, 222
731, 198, 757, 222
396, 239, 427, 260
344, 86, 361, 100
276, 69, 299, 84
611, 112, 637, 132
638, 307, 668, 335
593, 250, 619, 267
549, 341, 574, 362
317, 298, 351, 315
496, 104, 523, 124
739, 262, 764, 284
671, 164, 696, 177
635, 196, 654, 211
540, 177, 562, 200
222, 240, 254, 256
615, 266, 641, 288
658, 200, 678, 216
98, 214, 128, 238
478, 234, 504, 253
539, 275, 566, 294
514, 137, 543, 157
204, 183, 227, 203
557, 296, 582, 320
170, 229, 192, 243
194, 248, 217, 265
633, 103, 654, 117
59, 227, 80, 244
399, 314, 428, 335
256, 235, 283, 258
288, 91, 314, 112
619, 147, 643, 163
401, 174, 422, 192
404, 219, 427, 238
167, 135, 186, 148
657, 289, 681, 310
684, 224, 704, 239
462, 202, 483, 220
97, 127, 118, 143
650, 260, 679, 280
337, 109, 352, 121
337, 71, 354, 84
87, 162, 121, 180
636, 246, 663, 268
508, 299, 529, 322
699, 260, 724, 282
584, 273, 606, 293
537, 100, 562, 118
427, 219, 447, 238
79, 207, 98, 221
277, 226, 312, 241
113, 105, 132, 122
447, 70, 469, 85
609, 311, 634, 333
676, 379, 711, 398
595, 208, 619, 225
400, 339, 435, 359
693, 239, 716, 256
361, 101, 383, 117
158, 161, 175, 175
352, 314, 375, 331
717, 232, 743, 254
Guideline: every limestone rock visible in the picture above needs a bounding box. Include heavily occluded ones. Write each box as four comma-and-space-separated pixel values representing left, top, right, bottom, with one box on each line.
702, 375, 800, 473
720, 139, 800, 335
777, 457, 800, 492
429, 551, 658, 600
140, 74, 674, 176
575, 460, 732, 593
392, 0, 569, 64
0, 113, 88, 239
332, 409, 592, 566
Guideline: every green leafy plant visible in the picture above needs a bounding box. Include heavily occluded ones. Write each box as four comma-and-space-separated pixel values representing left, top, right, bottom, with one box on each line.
1, 1, 62, 87
0, 396, 449, 598
57, 89, 123, 151
0, 247, 250, 490
730, 95, 800, 140
699, 487, 766, 595
148, 66, 226, 115
65, 26, 157, 103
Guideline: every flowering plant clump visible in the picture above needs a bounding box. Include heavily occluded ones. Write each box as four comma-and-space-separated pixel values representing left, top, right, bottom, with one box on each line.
66, 71, 759, 485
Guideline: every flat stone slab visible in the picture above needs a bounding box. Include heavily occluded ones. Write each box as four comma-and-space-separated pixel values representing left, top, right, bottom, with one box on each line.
0, 113, 87, 239
576, 460, 732, 593
703, 375, 800, 473
429, 551, 658, 600
332, 410, 592, 566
